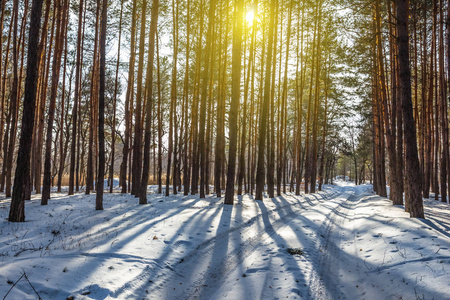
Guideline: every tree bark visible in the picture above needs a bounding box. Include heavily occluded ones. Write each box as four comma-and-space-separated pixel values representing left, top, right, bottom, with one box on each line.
224, 0, 243, 205
140, 0, 159, 204
397, 0, 424, 218
96, 0, 108, 210
42, 0, 67, 204
9, 0, 44, 222
132, 0, 148, 197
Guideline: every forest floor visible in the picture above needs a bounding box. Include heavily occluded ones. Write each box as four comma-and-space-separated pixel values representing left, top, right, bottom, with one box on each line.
0, 181, 449, 300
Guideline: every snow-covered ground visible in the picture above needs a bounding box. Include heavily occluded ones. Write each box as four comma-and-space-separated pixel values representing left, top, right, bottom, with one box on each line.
0, 182, 449, 299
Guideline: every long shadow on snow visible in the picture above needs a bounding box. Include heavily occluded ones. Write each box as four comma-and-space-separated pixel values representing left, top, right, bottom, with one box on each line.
110, 199, 224, 298
302, 192, 450, 300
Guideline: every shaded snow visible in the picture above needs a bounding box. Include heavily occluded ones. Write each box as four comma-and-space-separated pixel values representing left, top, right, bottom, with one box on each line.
0, 182, 448, 299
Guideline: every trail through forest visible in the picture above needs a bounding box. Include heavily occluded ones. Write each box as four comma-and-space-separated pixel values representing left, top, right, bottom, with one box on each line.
1, 182, 449, 299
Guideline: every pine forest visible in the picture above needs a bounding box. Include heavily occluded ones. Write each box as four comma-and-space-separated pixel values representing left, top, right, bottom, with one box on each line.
0, 0, 449, 299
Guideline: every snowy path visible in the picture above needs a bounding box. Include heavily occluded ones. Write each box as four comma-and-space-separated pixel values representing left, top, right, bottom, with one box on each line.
1, 183, 449, 299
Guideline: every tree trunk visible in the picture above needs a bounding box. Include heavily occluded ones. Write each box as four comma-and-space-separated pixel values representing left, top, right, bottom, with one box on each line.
96, 0, 108, 210
57, 2, 70, 192
69, 0, 84, 195
109, 0, 123, 193
42, 0, 67, 204
120, 0, 137, 194
255, 0, 275, 200
198, 0, 216, 198
182, 0, 190, 195
397, 0, 424, 218
9, 0, 44, 222
140, 0, 159, 204
224, 0, 243, 205
166, 0, 178, 197
132, 0, 148, 197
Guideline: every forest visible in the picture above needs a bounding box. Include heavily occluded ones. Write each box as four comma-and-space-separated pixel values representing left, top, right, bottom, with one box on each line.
3, 0, 445, 220
0, 0, 450, 298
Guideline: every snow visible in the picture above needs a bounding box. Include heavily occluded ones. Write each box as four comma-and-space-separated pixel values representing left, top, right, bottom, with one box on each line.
0, 182, 449, 299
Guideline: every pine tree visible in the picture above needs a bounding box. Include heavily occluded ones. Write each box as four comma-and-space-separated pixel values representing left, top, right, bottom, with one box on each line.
397, 0, 424, 218
9, 0, 45, 222
224, 0, 244, 205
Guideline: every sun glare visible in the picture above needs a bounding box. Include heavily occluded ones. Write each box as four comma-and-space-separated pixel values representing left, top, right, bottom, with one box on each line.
246, 10, 255, 25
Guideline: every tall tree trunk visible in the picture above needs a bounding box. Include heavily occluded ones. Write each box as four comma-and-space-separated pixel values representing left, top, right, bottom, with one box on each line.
57, 2, 69, 192
198, 0, 216, 198
267, 1, 278, 199
438, 0, 448, 203
318, 59, 329, 191
310, 0, 323, 194
0, 9, 13, 191
190, 0, 204, 195
132, 0, 148, 197
304, 10, 318, 194
96, 0, 108, 210
156, 33, 163, 194
238, 1, 257, 196
214, 0, 228, 197
0, 0, 6, 171
35, 3, 54, 195
224, 0, 243, 205
446, 0, 450, 203
140, 0, 159, 204
182, 0, 190, 195
109, 0, 123, 193
397, 0, 424, 218
255, 0, 275, 200
42, 0, 67, 204
166, 0, 178, 197
120, 0, 137, 194
86, 0, 100, 194
69, 0, 84, 195
295, 3, 305, 196
5, 0, 21, 198
9, 0, 44, 222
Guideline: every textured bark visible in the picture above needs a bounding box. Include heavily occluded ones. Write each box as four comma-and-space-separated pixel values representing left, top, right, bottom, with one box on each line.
0, 10, 13, 192
438, 0, 448, 203
5, 0, 21, 198
34, 3, 54, 195
0, 0, 6, 170
9, 0, 44, 222
397, 0, 424, 218
96, 0, 108, 210
42, 0, 67, 204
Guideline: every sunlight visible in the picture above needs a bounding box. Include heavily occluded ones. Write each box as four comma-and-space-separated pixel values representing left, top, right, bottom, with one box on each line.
245, 9, 254, 25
